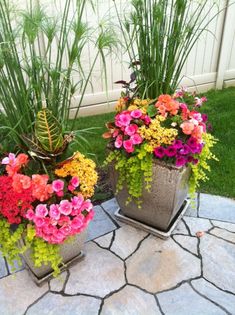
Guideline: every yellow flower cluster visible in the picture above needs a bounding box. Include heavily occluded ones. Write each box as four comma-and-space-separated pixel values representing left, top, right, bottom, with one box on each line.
55, 152, 98, 198
139, 117, 178, 152
128, 98, 152, 114
115, 98, 127, 112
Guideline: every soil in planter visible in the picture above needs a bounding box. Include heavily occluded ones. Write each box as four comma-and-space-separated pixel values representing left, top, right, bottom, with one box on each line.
93, 166, 113, 205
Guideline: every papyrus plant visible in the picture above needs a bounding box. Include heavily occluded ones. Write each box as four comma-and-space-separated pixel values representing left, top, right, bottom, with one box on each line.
0, 0, 117, 150
114, 0, 224, 99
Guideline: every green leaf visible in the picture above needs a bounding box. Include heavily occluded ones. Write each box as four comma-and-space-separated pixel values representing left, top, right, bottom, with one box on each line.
35, 109, 64, 153
147, 105, 157, 118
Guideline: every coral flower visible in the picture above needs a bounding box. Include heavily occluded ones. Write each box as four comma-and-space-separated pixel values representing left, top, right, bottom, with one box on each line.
180, 121, 195, 135
12, 174, 31, 193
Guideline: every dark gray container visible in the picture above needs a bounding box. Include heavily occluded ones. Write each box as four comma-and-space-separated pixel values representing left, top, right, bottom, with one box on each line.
20, 230, 86, 283
111, 161, 191, 231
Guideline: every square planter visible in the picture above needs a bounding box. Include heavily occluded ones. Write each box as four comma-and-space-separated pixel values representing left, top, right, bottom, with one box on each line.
20, 229, 86, 285
110, 160, 191, 232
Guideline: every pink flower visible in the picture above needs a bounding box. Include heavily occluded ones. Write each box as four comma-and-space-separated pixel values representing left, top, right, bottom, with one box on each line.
71, 195, 84, 209
71, 216, 83, 229
123, 139, 134, 153
59, 200, 72, 215
49, 204, 60, 220
125, 124, 138, 136
116, 112, 132, 127
114, 135, 123, 149
80, 200, 93, 212
52, 179, 64, 193
1, 153, 16, 165
130, 109, 142, 119
130, 134, 143, 145
70, 176, 79, 188
68, 184, 75, 192
35, 204, 48, 217
26, 209, 35, 220
34, 216, 45, 227
60, 225, 72, 236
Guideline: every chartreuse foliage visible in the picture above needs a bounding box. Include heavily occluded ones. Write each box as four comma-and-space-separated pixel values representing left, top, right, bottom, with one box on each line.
189, 133, 218, 196
105, 144, 153, 207
0, 219, 62, 276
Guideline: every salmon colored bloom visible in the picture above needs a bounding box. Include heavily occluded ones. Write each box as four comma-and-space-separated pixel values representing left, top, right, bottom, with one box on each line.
12, 174, 31, 193
180, 121, 195, 135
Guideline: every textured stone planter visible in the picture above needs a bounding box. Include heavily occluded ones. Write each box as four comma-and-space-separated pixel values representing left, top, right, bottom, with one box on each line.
111, 161, 191, 232
20, 229, 86, 285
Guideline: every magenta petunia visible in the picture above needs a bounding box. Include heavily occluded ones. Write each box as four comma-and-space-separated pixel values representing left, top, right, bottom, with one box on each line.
187, 137, 198, 148
176, 156, 187, 167
173, 139, 183, 149
154, 147, 165, 159
179, 144, 191, 155
165, 145, 177, 157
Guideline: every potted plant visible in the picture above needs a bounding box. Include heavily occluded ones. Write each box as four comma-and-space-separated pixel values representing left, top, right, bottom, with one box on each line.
0, 109, 98, 284
104, 88, 217, 236
0, 0, 117, 283
102, 0, 220, 237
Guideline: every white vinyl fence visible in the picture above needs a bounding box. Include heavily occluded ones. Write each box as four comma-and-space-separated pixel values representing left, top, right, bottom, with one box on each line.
18, 0, 235, 115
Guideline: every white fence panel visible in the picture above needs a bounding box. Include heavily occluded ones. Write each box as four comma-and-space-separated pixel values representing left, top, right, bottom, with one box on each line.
9, 0, 235, 115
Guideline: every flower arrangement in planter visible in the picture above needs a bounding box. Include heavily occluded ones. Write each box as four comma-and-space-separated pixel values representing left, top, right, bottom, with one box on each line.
0, 110, 98, 282
104, 88, 217, 233
103, 0, 221, 236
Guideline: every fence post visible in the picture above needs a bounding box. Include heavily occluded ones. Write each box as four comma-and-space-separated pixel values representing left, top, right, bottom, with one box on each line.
216, 0, 235, 89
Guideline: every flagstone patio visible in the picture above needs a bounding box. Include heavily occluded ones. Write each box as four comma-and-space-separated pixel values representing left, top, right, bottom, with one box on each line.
0, 193, 235, 315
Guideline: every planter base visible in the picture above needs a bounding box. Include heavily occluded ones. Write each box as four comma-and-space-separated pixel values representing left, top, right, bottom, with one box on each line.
115, 199, 190, 239
24, 251, 85, 286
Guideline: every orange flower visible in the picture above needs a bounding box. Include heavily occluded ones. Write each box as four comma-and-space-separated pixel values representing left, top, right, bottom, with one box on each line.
158, 94, 172, 103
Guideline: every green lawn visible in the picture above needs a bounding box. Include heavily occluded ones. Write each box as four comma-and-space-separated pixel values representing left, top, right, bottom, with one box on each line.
73, 87, 235, 199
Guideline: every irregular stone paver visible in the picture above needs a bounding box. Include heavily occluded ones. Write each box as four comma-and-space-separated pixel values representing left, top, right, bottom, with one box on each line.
200, 234, 235, 294
26, 292, 101, 315
212, 220, 235, 233
185, 195, 198, 217
49, 271, 67, 292
110, 225, 147, 259
173, 235, 198, 256
0, 270, 48, 315
65, 242, 125, 298
199, 193, 235, 223
0, 253, 7, 278
101, 198, 123, 226
191, 278, 235, 315
184, 216, 212, 236
157, 283, 226, 315
7, 259, 24, 274
126, 235, 201, 293
94, 232, 113, 249
210, 227, 235, 244
87, 206, 117, 241
172, 220, 189, 235
102, 285, 161, 315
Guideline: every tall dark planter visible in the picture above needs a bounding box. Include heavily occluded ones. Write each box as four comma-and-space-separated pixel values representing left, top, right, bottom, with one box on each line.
111, 161, 191, 232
